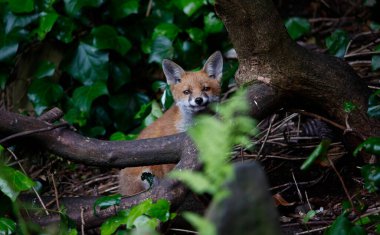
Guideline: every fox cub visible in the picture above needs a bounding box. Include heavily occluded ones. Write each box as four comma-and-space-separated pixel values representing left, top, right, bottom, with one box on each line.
119, 51, 223, 195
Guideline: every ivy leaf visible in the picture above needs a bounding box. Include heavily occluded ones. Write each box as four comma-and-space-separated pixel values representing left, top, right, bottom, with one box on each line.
149, 36, 174, 63
344, 101, 357, 113
145, 199, 171, 222
0, 33, 18, 62
325, 214, 366, 235
93, 194, 122, 215
92, 25, 132, 55
140, 101, 163, 128
174, 0, 204, 16
54, 16, 76, 43
66, 42, 109, 85
4, 11, 40, 35
63, 108, 87, 126
64, 0, 103, 16
353, 137, 380, 156
371, 45, 380, 71
8, 0, 34, 13
153, 23, 181, 41
71, 82, 109, 114
0, 217, 16, 235
126, 199, 153, 229
151, 81, 167, 92
301, 139, 331, 170
28, 77, 64, 115
101, 210, 129, 235
161, 84, 174, 110
285, 17, 311, 40
109, 131, 137, 141
0, 72, 7, 90
110, 0, 139, 20
361, 164, 380, 193
34, 60, 56, 79
0, 164, 36, 202
204, 12, 224, 34
187, 27, 205, 45
37, 11, 59, 40
367, 90, 380, 118
325, 29, 349, 58
110, 62, 131, 91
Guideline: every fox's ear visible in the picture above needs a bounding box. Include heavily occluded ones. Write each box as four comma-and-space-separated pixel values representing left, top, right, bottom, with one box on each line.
162, 59, 185, 85
202, 51, 223, 81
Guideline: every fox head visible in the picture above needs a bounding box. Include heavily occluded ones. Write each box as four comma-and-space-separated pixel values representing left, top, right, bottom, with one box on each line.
162, 51, 223, 114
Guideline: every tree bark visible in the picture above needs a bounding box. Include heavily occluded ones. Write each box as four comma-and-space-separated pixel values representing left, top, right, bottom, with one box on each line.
215, 0, 380, 139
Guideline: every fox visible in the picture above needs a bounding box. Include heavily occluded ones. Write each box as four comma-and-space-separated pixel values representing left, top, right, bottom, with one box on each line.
119, 51, 223, 195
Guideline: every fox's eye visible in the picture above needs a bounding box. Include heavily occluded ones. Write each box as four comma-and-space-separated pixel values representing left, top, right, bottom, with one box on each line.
183, 90, 191, 95
202, 87, 210, 92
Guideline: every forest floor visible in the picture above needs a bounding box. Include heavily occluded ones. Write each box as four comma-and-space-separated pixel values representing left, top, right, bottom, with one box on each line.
24, 0, 380, 234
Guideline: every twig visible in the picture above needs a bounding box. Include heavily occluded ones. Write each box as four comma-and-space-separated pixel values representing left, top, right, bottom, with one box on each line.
257, 114, 276, 159
81, 206, 85, 235
0, 122, 68, 145
291, 170, 303, 203
294, 110, 346, 131
169, 228, 198, 234
326, 157, 354, 211
295, 226, 329, 235
6, 148, 50, 215
50, 173, 60, 210
145, 0, 153, 17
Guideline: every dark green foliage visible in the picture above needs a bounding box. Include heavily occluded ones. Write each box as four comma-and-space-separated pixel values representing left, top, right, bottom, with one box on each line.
367, 90, 380, 118
361, 164, 380, 192
93, 194, 122, 215
325, 214, 366, 235
325, 29, 350, 57
284, 17, 311, 40
0, 0, 232, 138
301, 139, 331, 170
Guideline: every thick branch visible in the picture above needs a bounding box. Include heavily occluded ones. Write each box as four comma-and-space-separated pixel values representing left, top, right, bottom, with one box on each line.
0, 109, 183, 167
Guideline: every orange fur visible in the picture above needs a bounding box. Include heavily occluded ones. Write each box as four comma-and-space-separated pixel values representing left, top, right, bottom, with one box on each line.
119, 52, 223, 195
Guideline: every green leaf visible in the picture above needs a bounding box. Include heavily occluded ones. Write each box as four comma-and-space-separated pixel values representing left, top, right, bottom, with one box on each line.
28, 77, 64, 115
66, 42, 109, 85
8, 0, 34, 13
93, 194, 122, 215
0, 217, 16, 235
169, 170, 214, 194
92, 25, 132, 55
109, 131, 138, 141
325, 214, 366, 235
63, 108, 87, 126
54, 16, 76, 43
145, 199, 171, 222
344, 101, 357, 113
0, 164, 36, 202
151, 81, 167, 92
303, 210, 317, 223
110, 62, 131, 91
33, 60, 56, 79
0, 72, 8, 90
371, 45, 380, 71
0, 34, 18, 62
110, 0, 139, 20
37, 12, 59, 40
301, 139, 331, 170
161, 84, 174, 110
149, 36, 174, 63
153, 23, 181, 41
325, 29, 349, 58
187, 27, 205, 45
370, 21, 380, 31
353, 137, 380, 156
126, 199, 153, 229
4, 11, 40, 35
133, 215, 159, 232
367, 90, 380, 118
285, 17, 311, 40
174, 0, 204, 16
204, 12, 224, 34
100, 210, 129, 235
64, 0, 103, 16
361, 164, 380, 192
183, 212, 216, 235
141, 101, 163, 128
59, 208, 79, 235
71, 82, 109, 114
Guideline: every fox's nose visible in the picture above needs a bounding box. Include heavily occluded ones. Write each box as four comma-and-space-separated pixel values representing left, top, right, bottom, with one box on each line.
195, 97, 203, 105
